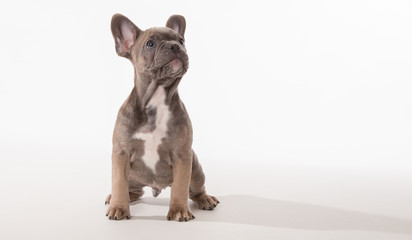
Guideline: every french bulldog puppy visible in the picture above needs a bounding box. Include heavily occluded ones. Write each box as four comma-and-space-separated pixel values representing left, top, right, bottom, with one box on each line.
105, 14, 219, 222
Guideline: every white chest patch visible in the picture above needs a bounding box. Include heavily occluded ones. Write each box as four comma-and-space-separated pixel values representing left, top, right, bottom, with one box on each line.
132, 87, 170, 172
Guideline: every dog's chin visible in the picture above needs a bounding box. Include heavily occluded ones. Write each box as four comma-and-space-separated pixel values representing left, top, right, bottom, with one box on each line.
169, 59, 183, 72
148, 57, 188, 80
161, 58, 187, 77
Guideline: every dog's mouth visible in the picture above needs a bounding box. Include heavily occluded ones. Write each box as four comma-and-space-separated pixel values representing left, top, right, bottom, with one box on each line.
161, 57, 186, 74
168, 58, 183, 71
150, 52, 188, 79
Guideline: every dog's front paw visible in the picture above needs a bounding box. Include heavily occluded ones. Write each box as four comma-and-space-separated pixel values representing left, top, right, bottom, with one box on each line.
167, 204, 195, 222
106, 201, 130, 220
191, 193, 219, 210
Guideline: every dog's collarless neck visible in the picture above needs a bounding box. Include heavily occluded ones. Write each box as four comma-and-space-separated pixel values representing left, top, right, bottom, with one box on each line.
134, 73, 182, 111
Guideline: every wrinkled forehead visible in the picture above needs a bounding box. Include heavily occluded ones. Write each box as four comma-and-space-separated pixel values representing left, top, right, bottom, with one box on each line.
143, 27, 181, 41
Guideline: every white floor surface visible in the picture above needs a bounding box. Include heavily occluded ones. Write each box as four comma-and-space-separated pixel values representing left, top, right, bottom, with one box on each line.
1, 144, 411, 240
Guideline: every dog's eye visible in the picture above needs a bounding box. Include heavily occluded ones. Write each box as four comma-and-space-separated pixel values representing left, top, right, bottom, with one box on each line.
179, 38, 185, 45
146, 40, 156, 49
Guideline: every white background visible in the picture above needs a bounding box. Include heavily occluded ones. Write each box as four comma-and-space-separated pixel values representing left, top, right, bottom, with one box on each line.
1, 0, 411, 239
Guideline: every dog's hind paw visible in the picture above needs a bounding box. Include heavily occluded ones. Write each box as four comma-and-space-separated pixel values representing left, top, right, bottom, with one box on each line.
191, 193, 219, 210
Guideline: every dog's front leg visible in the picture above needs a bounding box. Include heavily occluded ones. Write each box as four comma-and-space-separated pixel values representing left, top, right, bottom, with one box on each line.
106, 149, 131, 220
167, 150, 195, 222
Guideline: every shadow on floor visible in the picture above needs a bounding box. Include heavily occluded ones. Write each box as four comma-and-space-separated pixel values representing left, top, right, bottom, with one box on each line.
130, 195, 412, 235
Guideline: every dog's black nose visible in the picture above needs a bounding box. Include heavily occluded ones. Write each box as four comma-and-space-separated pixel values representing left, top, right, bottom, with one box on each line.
170, 43, 180, 53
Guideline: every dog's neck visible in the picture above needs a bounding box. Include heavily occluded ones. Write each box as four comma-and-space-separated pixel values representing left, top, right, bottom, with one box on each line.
133, 70, 182, 111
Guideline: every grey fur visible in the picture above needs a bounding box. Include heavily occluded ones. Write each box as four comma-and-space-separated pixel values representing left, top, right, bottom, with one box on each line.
106, 14, 219, 221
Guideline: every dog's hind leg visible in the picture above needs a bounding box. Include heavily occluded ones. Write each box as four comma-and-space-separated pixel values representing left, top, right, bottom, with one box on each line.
189, 150, 219, 210
128, 179, 145, 202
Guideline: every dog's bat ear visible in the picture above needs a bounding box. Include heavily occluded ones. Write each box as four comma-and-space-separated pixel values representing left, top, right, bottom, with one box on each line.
166, 15, 186, 38
111, 14, 141, 58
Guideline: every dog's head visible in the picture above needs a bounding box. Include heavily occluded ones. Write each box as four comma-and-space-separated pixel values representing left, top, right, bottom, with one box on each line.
111, 14, 189, 81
